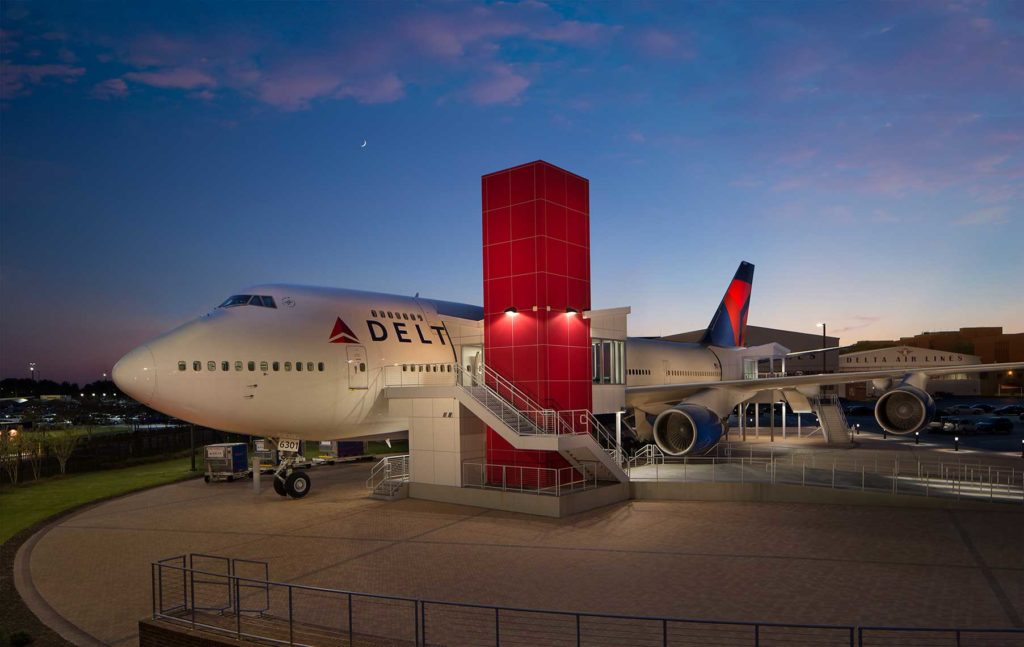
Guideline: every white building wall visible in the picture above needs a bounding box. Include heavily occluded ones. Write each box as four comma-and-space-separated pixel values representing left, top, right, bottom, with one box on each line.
587, 307, 630, 414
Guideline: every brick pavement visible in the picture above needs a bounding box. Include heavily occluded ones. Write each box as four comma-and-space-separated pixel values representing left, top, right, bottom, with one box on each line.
16, 460, 1024, 646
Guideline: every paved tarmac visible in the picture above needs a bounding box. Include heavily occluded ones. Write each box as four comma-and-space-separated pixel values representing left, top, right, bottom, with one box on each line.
16, 459, 1024, 646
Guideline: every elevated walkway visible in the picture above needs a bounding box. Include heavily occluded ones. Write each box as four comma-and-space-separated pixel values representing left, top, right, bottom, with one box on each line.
383, 364, 628, 486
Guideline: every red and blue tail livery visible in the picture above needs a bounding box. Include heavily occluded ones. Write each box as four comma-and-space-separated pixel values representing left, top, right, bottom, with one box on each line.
700, 261, 754, 348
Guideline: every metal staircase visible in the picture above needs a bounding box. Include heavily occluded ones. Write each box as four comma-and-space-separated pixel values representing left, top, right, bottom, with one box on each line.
383, 364, 628, 485
366, 455, 410, 500
811, 395, 852, 445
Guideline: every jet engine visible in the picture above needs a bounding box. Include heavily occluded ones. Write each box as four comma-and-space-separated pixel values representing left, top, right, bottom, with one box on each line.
874, 385, 935, 435
652, 404, 724, 456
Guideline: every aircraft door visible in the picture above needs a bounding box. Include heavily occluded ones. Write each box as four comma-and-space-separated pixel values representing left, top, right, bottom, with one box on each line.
462, 345, 483, 386
347, 346, 368, 389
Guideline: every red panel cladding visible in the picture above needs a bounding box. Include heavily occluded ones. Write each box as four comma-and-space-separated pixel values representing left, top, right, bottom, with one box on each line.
510, 165, 535, 205
566, 173, 587, 213
484, 173, 511, 211
482, 161, 591, 475
511, 274, 537, 308
486, 242, 511, 279
510, 238, 536, 276
510, 202, 536, 240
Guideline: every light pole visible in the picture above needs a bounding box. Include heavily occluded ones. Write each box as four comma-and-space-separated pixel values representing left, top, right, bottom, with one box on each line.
816, 323, 827, 374
29, 362, 36, 381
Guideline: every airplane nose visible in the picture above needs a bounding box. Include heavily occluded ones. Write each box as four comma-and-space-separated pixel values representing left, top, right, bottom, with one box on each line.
113, 345, 157, 403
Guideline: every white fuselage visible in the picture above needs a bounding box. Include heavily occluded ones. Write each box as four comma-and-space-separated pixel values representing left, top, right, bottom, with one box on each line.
113, 285, 737, 441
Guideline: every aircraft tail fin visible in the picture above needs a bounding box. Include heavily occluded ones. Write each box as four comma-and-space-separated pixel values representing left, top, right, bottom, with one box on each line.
700, 261, 754, 348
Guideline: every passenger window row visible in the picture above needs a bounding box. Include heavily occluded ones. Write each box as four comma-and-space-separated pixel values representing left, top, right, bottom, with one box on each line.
666, 369, 716, 378
628, 368, 652, 376
371, 309, 423, 322
401, 363, 453, 373
218, 295, 277, 309
178, 360, 325, 373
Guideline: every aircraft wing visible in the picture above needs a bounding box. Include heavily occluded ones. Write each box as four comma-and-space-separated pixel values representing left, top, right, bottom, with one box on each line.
626, 361, 1024, 408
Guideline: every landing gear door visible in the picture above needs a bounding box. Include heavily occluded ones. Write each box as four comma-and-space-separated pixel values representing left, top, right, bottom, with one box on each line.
347, 346, 368, 389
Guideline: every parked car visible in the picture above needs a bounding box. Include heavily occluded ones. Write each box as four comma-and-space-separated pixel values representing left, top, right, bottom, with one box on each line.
969, 403, 995, 414
943, 404, 973, 415
993, 404, 1024, 415
938, 417, 976, 434
974, 417, 1014, 435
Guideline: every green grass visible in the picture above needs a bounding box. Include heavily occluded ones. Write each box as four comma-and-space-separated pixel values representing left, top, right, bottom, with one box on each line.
22, 425, 134, 439
366, 440, 408, 454
0, 456, 199, 545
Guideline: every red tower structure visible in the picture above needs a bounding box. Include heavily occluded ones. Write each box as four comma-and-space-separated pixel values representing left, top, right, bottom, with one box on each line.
481, 161, 592, 477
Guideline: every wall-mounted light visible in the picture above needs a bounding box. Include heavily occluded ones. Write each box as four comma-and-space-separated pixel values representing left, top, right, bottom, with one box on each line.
504, 307, 518, 316
566, 307, 578, 316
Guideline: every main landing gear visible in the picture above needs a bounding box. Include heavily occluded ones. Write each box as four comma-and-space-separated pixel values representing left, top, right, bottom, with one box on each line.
269, 442, 311, 499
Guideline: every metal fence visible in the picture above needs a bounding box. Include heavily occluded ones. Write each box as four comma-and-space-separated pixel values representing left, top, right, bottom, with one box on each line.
627, 449, 1024, 505
462, 461, 598, 495
152, 554, 1024, 647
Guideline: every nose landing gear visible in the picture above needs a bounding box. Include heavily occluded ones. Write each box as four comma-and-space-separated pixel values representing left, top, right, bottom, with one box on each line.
269, 439, 312, 499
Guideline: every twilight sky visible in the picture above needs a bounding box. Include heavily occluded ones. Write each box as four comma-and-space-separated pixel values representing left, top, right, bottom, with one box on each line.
2, 0, 1022, 384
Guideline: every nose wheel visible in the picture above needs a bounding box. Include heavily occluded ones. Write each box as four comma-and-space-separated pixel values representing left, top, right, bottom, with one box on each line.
270, 442, 312, 499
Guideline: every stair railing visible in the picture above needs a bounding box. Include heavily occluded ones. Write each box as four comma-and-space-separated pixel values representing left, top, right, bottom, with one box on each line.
365, 454, 410, 492
454, 364, 562, 435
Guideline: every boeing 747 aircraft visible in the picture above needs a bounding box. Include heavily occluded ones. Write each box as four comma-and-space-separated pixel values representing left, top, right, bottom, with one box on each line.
113, 262, 1022, 497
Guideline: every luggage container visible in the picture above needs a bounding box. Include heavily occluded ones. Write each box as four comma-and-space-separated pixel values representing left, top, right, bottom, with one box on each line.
253, 438, 280, 472
318, 440, 365, 464
203, 443, 249, 482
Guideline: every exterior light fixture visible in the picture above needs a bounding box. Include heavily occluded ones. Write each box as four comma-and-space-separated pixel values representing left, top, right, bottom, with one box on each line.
954, 436, 960, 451
914, 431, 919, 445
504, 307, 518, 316
566, 307, 578, 316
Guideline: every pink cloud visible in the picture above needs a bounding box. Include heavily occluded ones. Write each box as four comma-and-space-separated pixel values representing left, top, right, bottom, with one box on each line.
336, 73, 405, 104
124, 67, 216, 90
254, 68, 343, 110
539, 20, 619, 46
468, 65, 530, 105
635, 28, 693, 58
0, 61, 85, 98
92, 77, 128, 99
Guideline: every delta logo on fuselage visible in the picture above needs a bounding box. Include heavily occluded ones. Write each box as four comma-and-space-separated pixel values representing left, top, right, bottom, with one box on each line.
329, 317, 448, 346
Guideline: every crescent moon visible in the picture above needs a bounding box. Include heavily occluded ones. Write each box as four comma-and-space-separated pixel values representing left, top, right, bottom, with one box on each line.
361, 140, 367, 148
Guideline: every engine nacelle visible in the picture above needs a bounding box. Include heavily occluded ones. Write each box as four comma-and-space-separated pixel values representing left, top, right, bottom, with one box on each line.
874, 385, 935, 435
652, 404, 724, 456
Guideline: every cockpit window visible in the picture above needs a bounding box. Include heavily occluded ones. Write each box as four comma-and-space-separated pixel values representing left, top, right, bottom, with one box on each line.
219, 295, 252, 308
218, 294, 278, 309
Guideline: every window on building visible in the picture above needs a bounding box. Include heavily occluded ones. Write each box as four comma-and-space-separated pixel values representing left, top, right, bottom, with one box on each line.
591, 338, 625, 385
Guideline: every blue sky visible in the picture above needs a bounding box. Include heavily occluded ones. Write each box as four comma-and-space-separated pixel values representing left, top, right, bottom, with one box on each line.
2, 0, 1022, 384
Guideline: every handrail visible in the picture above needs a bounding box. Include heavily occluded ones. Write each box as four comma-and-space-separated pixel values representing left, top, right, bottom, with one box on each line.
454, 364, 570, 436
152, 554, 1024, 646
365, 454, 410, 491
